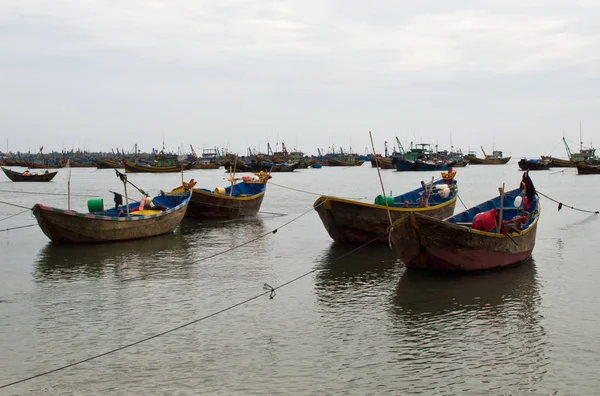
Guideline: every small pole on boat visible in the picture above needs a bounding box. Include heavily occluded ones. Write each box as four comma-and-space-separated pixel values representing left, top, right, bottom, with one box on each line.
67, 159, 71, 210
496, 183, 505, 234
115, 169, 130, 216
123, 174, 129, 217
369, 131, 393, 229
230, 154, 238, 196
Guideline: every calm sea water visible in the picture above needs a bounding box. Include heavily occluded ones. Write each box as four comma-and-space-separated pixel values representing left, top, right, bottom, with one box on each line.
1, 163, 599, 395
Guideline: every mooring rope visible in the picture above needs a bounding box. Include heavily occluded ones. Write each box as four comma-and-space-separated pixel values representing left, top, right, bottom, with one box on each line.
0, 225, 389, 390
0, 200, 32, 210
536, 190, 599, 214
0, 189, 92, 197
457, 194, 469, 211
0, 224, 37, 233
120, 199, 327, 282
0, 209, 31, 223
268, 181, 368, 200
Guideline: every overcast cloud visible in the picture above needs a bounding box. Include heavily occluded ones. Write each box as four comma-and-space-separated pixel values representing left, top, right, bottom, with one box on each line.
1, 0, 599, 157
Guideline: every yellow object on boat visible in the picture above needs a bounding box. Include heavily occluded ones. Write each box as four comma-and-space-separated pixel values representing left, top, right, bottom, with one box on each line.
214, 187, 226, 194
131, 209, 163, 216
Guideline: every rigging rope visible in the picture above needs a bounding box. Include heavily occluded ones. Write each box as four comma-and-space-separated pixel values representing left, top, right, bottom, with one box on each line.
0, 226, 389, 390
536, 190, 599, 214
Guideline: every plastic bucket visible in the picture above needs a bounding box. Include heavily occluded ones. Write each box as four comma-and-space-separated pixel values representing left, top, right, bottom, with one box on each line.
214, 187, 226, 195
87, 198, 104, 212
374, 195, 394, 206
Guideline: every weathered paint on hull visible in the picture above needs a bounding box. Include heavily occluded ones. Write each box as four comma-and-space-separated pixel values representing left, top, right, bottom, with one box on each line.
186, 190, 265, 219
314, 196, 457, 244
33, 203, 188, 243
391, 211, 539, 272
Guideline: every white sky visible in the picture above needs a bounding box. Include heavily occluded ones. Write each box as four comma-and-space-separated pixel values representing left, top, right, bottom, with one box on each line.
1, 0, 599, 157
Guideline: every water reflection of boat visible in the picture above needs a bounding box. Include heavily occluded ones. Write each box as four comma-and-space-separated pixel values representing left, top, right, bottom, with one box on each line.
389, 259, 547, 393
392, 258, 540, 319
34, 232, 192, 281
314, 243, 400, 301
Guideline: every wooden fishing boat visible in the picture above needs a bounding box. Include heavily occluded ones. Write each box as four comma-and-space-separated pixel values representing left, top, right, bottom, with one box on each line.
62, 159, 95, 168
171, 172, 270, 219
518, 158, 551, 171
540, 156, 575, 168
189, 162, 221, 170
123, 159, 189, 173
390, 177, 540, 272
465, 146, 511, 165
32, 189, 191, 243
392, 158, 455, 171
95, 159, 125, 169
314, 173, 458, 243
2, 167, 58, 182
576, 162, 600, 175
323, 157, 365, 166
20, 160, 62, 169
370, 157, 395, 169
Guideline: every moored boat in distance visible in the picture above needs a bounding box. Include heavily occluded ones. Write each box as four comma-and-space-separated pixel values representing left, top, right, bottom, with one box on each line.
313, 171, 458, 243
33, 187, 192, 243
171, 171, 270, 219
95, 158, 125, 169
576, 162, 600, 175
518, 158, 551, 171
390, 173, 539, 272
465, 146, 511, 164
540, 156, 575, 168
1, 167, 58, 182
123, 159, 190, 173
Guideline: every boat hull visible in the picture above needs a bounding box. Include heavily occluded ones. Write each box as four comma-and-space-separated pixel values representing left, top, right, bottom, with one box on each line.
314, 195, 457, 244
323, 158, 364, 166
391, 211, 539, 272
123, 160, 188, 173
370, 157, 395, 169
518, 159, 551, 171
576, 162, 600, 175
189, 162, 221, 170
392, 158, 454, 171
95, 159, 125, 169
465, 156, 511, 165
541, 156, 575, 168
172, 183, 266, 219
2, 167, 58, 182
32, 197, 189, 243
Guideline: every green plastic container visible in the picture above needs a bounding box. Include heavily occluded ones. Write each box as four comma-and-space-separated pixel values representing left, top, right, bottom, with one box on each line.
87, 198, 104, 213
374, 195, 394, 206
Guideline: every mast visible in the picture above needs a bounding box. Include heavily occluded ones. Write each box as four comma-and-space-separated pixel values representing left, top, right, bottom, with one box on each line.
580, 120, 583, 153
